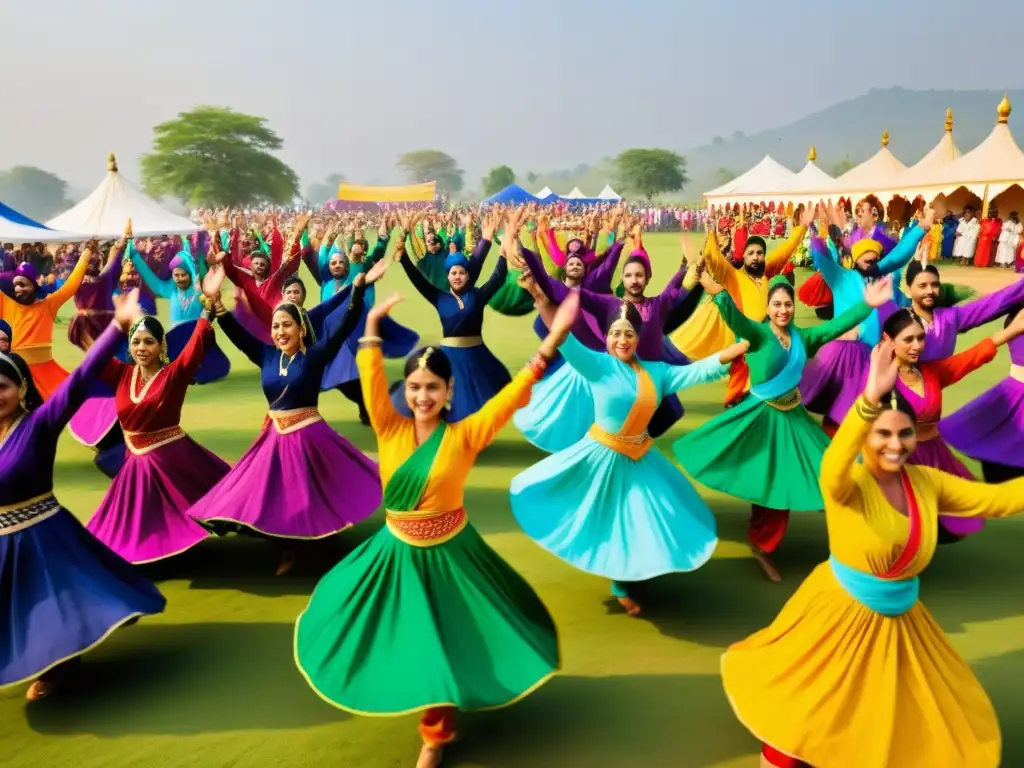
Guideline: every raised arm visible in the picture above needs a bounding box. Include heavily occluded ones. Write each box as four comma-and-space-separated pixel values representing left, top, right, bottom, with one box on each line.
44, 248, 91, 309
308, 283, 366, 364
130, 249, 174, 299
953, 276, 1024, 331
99, 242, 126, 280
355, 344, 404, 438
928, 467, 1024, 519
215, 309, 268, 367
168, 315, 215, 380
457, 366, 542, 450
712, 291, 766, 348
934, 338, 998, 388
585, 241, 624, 294
819, 395, 874, 505
802, 300, 873, 356
877, 222, 927, 274
399, 250, 441, 304
658, 352, 729, 393
809, 232, 845, 288
558, 331, 613, 382
306, 284, 353, 328
700, 230, 739, 291
765, 224, 807, 275
521, 246, 569, 303
476, 255, 509, 304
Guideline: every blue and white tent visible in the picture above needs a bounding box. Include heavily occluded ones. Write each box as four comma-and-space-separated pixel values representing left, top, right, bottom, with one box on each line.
0, 200, 81, 243
481, 184, 544, 206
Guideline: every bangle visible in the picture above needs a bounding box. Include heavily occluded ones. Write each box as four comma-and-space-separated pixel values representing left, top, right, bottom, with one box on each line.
526, 353, 548, 378
854, 394, 882, 421
358, 335, 382, 345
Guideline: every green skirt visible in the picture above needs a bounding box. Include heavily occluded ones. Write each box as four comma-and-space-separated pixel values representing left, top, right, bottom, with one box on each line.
487, 269, 535, 316
673, 394, 829, 511
294, 523, 560, 715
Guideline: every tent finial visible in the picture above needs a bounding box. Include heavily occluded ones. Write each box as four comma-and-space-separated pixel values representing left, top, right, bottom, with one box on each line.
881, 130, 890, 148
944, 108, 953, 132
107, 153, 118, 172
807, 145, 817, 162
998, 93, 1011, 124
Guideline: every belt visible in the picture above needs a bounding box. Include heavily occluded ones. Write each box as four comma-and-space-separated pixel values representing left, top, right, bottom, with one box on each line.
385, 507, 467, 547
1011, 364, 1024, 384
125, 426, 186, 455
829, 555, 919, 617
441, 336, 482, 348
265, 407, 322, 434
588, 424, 652, 460
755, 387, 803, 411
15, 345, 53, 365
916, 421, 939, 442
0, 493, 61, 535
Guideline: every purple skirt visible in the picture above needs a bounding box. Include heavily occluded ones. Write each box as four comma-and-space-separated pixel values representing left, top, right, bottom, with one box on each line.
940, 377, 1024, 468
909, 438, 985, 537
232, 288, 271, 344
189, 418, 381, 539
86, 435, 228, 564
1, 508, 166, 688
799, 339, 869, 424
68, 310, 115, 351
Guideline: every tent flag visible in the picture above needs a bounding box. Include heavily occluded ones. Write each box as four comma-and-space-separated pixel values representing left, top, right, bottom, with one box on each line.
337, 182, 436, 203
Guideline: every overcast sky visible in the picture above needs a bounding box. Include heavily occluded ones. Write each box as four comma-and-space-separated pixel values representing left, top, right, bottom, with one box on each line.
2, 0, 1022, 193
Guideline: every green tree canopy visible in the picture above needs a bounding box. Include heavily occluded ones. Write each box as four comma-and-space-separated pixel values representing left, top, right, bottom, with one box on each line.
614, 149, 688, 199
396, 149, 464, 195
830, 156, 856, 176
140, 106, 299, 208
482, 165, 516, 196
714, 166, 738, 186
306, 172, 346, 204
0, 166, 73, 220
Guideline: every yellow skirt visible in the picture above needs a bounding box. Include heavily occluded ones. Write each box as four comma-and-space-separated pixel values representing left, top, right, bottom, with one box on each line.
721, 562, 1000, 768
670, 299, 735, 361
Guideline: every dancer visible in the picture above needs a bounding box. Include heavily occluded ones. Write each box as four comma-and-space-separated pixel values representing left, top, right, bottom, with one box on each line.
189, 261, 386, 575
67, 241, 124, 351
391, 211, 512, 421
85, 303, 230, 564
723, 343, 1024, 768
510, 299, 747, 614
674, 276, 893, 582
941, 306, 1024, 483
295, 292, 572, 768
0, 290, 166, 700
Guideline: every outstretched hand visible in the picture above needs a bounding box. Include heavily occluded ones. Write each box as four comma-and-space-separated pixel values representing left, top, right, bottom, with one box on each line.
547, 290, 579, 341
202, 264, 226, 298
113, 288, 144, 330
718, 339, 750, 364
863, 275, 894, 308
364, 255, 391, 284
367, 293, 403, 323
864, 340, 900, 406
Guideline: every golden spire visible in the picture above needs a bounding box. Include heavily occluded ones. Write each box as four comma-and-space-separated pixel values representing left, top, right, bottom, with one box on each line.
881, 130, 890, 148
944, 108, 953, 133
107, 152, 118, 172
807, 145, 817, 162
998, 93, 1011, 124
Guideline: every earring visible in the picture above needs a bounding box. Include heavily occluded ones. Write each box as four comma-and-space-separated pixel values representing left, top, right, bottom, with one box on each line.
18, 383, 27, 409
445, 386, 453, 409
160, 343, 170, 366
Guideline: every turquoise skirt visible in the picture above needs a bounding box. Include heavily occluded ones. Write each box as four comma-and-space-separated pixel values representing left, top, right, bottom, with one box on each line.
513, 363, 594, 453
509, 436, 717, 581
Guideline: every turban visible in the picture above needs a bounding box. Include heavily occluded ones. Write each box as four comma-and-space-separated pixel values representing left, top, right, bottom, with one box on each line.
0, 318, 11, 340
444, 252, 470, 273
14, 262, 39, 283
851, 238, 883, 262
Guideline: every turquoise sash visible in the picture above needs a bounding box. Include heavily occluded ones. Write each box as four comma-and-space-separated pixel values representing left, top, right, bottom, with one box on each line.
750, 328, 807, 401
829, 555, 919, 617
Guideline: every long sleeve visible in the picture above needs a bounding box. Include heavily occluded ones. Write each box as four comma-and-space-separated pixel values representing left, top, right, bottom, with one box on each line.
559, 332, 613, 382
712, 291, 766, 349
262, 252, 300, 298
521, 247, 569, 304
877, 225, 926, 274
934, 338, 997, 388
810, 233, 844, 289
308, 283, 366, 364
819, 397, 875, 505
99, 244, 125, 281
585, 241, 624, 294
399, 251, 440, 305
658, 353, 728, 393
476, 256, 508, 304
170, 317, 214, 380
131, 252, 174, 299
466, 237, 492, 285
44, 250, 90, 309
701, 232, 740, 296
927, 466, 1024, 518
38, 322, 125, 432
366, 235, 389, 268
953, 277, 1024, 331
802, 301, 873, 356
765, 225, 806, 276
307, 284, 353, 329
356, 345, 403, 439
457, 367, 541, 450
216, 310, 267, 367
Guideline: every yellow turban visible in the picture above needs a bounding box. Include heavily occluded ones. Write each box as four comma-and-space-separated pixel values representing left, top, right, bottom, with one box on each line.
851, 238, 883, 262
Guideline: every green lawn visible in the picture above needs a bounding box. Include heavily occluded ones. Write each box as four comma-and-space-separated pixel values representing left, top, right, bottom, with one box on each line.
3, 234, 1023, 768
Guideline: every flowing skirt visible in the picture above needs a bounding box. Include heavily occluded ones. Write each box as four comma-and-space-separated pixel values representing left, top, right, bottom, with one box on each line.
940, 376, 1024, 468
513, 363, 594, 453
322, 311, 418, 391
1, 508, 166, 688
294, 523, 560, 714
165, 321, 231, 384
67, 382, 121, 448
722, 562, 1000, 767
670, 298, 734, 362
68, 310, 115, 351
510, 437, 717, 581
86, 436, 229, 564
189, 420, 381, 539
799, 339, 869, 425
674, 397, 828, 511
390, 343, 511, 423
488, 270, 536, 316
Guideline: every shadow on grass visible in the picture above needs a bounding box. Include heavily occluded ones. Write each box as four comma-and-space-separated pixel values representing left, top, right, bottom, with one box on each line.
452, 673, 756, 768
23, 622, 345, 737
975, 648, 1024, 764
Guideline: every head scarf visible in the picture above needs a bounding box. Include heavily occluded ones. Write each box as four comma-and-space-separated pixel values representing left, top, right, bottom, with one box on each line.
13, 262, 39, 283
851, 238, 883, 262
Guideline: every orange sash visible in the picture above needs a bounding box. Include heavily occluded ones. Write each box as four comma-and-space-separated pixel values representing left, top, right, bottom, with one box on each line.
588, 361, 656, 460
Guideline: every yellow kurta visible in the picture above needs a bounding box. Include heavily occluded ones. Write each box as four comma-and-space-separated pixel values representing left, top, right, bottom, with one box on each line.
722, 401, 1024, 767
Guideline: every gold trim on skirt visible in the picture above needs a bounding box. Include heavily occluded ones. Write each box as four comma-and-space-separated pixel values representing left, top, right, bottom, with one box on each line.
125, 426, 187, 455
441, 336, 483, 348
385, 508, 467, 547
762, 388, 802, 411
267, 407, 323, 434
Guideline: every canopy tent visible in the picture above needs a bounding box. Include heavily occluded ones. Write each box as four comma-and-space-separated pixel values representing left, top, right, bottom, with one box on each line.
902, 109, 961, 178
704, 155, 796, 208
47, 154, 199, 239
771, 146, 834, 199
814, 131, 906, 199
0, 201, 82, 244
597, 184, 621, 201
535, 186, 553, 198
481, 184, 543, 206
560, 187, 587, 199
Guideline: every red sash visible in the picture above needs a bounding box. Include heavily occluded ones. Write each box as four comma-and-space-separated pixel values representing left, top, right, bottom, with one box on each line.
877, 471, 922, 579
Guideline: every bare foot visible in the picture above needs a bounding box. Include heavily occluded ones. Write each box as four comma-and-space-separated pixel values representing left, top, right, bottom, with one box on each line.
751, 547, 782, 582
275, 549, 296, 577
26, 679, 55, 701
416, 744, 443, 768
617, 596, 642, 617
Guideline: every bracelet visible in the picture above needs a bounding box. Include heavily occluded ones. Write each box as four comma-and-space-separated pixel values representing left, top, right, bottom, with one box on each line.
526, 353, 548, 378
358, 335, 382, 346
854, 394, 882, 421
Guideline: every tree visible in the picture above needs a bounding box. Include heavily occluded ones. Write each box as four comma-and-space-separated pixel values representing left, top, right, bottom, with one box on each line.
614, 149, 688, 199
830, 156, 856, 176
482, 165, 516, 196
396, 150, 464, 195
140, 106, 299, 207
525, 171, 539, 184
714, 167, 738, 185
306, 172, 346, 204
0, 166, 73, 220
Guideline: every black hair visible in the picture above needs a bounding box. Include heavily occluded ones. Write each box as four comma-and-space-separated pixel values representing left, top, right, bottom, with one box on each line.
768, 280, 795, 301
744, 235, 768, 254
622, 255, 651, 278
904, 260, 940, 287
352, 237, 369, 252
129, 316, 166, 345
882, 307, 924, 339
0, 352, 43, 412
282, 275, 306, 297
878, 389, 918, 425
403, 346, 453, 381
249, 250, 270, 263
606, 300, 645, 337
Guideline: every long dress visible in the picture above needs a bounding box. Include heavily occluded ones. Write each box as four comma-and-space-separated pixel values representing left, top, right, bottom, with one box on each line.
510, 335, 726, 595
995, 219, 1022, 266
390, 251, 511, 422
0, 323, 166, 689
189, 284, 381, 539
67, 246, 123, 351
722, 399, 1024, 768
974, 216, 1000, 267
294, 345, 559, 743
85, 318, 229, 564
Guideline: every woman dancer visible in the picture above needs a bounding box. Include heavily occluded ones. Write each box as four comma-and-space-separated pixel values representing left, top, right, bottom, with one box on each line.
510, 300, 745, 614
391, 211, 512, 421
723, 343, 1024, 768
674, 277, 893, 582
296, 292, 572, 768
67, 241, 124, 351
941, 306, 1024, 482
85, 302, 230, 564
189, 262, 386, 575
1, 290, 166, 700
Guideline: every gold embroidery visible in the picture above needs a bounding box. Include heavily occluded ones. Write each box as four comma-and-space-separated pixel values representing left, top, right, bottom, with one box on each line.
588, 424, 652, 460
764, 388, 802, 411
266, 407, 322, 434
125, 426, 186, 455
385, 508, 467, 547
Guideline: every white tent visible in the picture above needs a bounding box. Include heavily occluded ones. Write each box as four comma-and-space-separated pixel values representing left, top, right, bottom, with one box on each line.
561, 186, 588, 199
773, 146, 834, 196
47, 153, 199, 239
597, 184, 621, 201
0, 200, 82, 244
535, 186, 553, 198
817, 130, 906, 198
704, 155, 796, 207
903, 109, 961, 178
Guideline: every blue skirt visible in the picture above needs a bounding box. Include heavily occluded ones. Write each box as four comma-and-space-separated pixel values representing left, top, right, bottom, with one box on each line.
1, 508, 166, 688
513, 362, 594, 453
509, 437, 718, 582
166, 321, 231, 385
322, 311, 418, 391
390, 341, 511, 422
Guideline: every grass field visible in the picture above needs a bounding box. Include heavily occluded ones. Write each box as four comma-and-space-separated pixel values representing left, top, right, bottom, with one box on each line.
3, 234, 1024, 768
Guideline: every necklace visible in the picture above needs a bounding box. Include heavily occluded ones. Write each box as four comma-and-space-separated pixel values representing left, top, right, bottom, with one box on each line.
279, 352, 295, 377
130, 365, 163, 404
772, 329, 791, 350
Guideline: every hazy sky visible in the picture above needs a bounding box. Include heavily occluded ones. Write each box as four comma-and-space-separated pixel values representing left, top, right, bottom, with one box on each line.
3, 0, 1022, 194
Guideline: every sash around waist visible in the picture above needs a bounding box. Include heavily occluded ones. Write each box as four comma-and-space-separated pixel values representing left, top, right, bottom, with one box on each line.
441, 336, 483, 348
588, 424, 652, 460
829, 555, 919, 617
0, 493, 61, 535
265, 407, 323, 434
125, 425, 186, 455
752, 386, 802, 411
14, 345, 53, 365
385, 507, 467, 547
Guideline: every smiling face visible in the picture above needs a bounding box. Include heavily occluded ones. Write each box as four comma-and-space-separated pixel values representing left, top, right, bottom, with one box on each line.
172, 267, 192, 290
564, 255, 586, 281
12, 276, 35, 303
448, 265, 468, 292
885, 319, 926, 365
282, 282, 306, 306
272, 309, 304, 356
909, 270, 941, 310
767, 287, 794, 328
855, 201, 878, 231
328, 252, 348, 279
606, 322, 639, 362
862, 409, 917, 473
130, 329, 161, 369
621, 261, 648, 298
404, 367, 450, 421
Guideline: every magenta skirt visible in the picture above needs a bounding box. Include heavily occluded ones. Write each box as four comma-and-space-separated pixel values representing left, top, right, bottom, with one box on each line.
86, 434, 228, 564
909, 438, 985, 537
799, 339, 869, 424
68, 389, 120, 447
188, 418, 382, 539
940, 377, 1024, 467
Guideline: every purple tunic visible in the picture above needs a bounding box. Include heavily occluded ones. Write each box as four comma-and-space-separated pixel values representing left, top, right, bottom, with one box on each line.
68, 247, 125, 350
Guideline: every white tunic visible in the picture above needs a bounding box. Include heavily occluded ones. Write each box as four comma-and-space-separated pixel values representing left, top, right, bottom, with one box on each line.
953, 217, 980, 259
995, 219, 1022, 265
